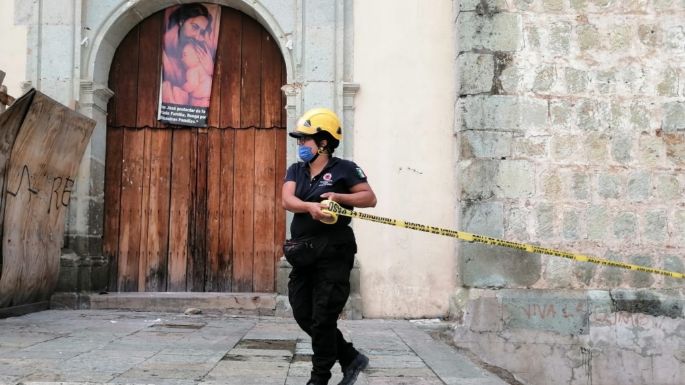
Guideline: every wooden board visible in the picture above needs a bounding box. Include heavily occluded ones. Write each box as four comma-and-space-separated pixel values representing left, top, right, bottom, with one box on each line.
0, 90, 95, 307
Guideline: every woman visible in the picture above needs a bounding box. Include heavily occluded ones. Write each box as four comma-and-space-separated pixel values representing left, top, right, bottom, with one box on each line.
282, 108, 377, 385
161, 3, 214, 105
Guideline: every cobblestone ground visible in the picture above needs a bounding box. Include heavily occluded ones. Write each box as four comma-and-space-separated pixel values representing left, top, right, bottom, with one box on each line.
0, 310, 506, 385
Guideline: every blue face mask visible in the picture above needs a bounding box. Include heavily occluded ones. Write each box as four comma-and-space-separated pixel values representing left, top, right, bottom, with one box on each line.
298, 145, 316, 162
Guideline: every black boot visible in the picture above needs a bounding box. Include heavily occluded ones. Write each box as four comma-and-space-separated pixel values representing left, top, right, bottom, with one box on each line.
337, 353, 369, 385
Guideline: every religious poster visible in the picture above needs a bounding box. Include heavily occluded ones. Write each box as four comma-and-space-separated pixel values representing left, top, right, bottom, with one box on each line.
158, 3, 221, 127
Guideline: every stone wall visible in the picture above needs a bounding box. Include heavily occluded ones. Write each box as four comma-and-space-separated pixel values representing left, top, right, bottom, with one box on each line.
457, 0, 685, 290
455, 1, 685, 384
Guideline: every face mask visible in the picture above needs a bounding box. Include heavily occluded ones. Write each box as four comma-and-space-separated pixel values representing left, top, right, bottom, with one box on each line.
298, 145, 316, 162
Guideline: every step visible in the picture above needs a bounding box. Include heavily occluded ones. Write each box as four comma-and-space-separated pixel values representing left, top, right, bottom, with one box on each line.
50, 292, 278, 315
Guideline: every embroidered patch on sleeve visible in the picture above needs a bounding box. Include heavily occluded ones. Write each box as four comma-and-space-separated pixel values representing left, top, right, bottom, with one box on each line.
355, 167, 366, 179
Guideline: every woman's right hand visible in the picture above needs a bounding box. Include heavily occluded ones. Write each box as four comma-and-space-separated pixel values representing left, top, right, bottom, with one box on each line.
307, 202, 333, 222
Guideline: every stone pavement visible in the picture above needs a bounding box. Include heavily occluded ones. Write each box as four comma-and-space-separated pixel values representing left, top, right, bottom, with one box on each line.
0, 310, 507, 385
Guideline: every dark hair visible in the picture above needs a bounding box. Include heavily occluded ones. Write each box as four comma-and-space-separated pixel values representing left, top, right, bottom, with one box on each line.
312, 132, 339, 155
168, 3, 213, 35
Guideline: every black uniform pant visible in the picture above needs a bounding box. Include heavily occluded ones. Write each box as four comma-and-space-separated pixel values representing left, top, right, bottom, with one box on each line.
288, 241, 359, 383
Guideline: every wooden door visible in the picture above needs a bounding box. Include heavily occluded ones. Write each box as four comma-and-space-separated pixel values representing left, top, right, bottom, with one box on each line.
104, 7, 287, 293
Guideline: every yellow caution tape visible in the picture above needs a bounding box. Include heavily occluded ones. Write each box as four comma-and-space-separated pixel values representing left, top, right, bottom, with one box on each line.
320, 209, 338, 224
322, 200, 685, 280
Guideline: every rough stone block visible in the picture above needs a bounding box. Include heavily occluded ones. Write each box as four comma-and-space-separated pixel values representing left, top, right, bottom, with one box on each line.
459, 160, 498, 200
466, 297, 503, 332
627, 171, 651, 201
459, 0, 512, 12
550, 99, 573, 129
500, 290, 589, 335
597, 172, 621, 199
587, 205, 609, 240
629, 255, 655, 287
673, 210, 685, 244
644, 210, 667, 242
460, 243, 541, 288
609, 24, 633, 52
458, 12, 523, 52
611, 134, 633, 163
562, 209, 580, 240
638, 24, 658, 47
598, 252, 624, 287
498, 64, 524, 94
461, 130, 513, 158
541, 172, 562, 199
613, 212, 637, 240
551, 135, 578, 161
458, 53, 495, 95
565, 67, 589, 93
462, 201, 504, 236
630, 101, 650, 131
542, 0, 565, 11
663, 255, 685, 288
496, 160, 535, 198
512, 136, 548, 158
664, 133, 685, 166
574, 261, 597, 286
533, 66, 555, 92
460, 95, 548, 132
577, 24, 601, 51
585, 133, 609, 163
655, 174, 680, 200
657, 67, 679, 96
505, 205, 529, 241
663, 102, 685, 132
639, 135, 666, 166
549, 22, 572, 55
572, 173, 589, 200
535, 203, 554, 237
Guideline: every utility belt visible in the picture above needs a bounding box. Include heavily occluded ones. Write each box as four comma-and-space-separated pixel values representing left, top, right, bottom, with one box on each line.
283, 226, 356, 268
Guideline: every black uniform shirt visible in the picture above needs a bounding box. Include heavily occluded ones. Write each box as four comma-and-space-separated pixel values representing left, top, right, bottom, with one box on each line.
285, 157, 368, 238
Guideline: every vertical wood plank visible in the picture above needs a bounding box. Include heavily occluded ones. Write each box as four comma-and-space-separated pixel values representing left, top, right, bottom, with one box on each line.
135, 13, 163, 291
115, 26, 142, 292
168, 128, 192, 291
253, 30, 280, 292
233, 15, 261, 292
274, 59, 287, 263
140, 12, 171, 292
206, 8, 241, 291
219, 9, 242, 292
191, 130, 208, 291
104, 37, 124, 291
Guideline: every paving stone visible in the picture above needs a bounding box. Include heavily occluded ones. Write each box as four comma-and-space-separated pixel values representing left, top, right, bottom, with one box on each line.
0, 310, 508, 385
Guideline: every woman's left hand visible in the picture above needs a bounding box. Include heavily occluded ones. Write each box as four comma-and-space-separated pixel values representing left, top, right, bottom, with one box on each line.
320, 192, 337, 203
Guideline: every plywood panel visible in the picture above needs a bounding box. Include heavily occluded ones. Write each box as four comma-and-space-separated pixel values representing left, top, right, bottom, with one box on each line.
0, 90, 95, 307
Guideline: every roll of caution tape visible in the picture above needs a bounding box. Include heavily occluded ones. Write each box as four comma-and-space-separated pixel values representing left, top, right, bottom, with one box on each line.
324, 201, 685, 280
320, 209, 338, 224
319, 200, 339, 224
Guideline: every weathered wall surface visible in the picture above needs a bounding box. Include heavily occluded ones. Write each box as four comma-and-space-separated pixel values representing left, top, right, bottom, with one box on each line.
455, 1, 685, 384
455, 289, 685, 385
0, 0, 27, 97
354, 0, 458, 318
457, 0, 685, 289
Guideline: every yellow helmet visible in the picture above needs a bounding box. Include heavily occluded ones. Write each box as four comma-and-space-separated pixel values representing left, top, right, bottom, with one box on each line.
290, 108, 342, 141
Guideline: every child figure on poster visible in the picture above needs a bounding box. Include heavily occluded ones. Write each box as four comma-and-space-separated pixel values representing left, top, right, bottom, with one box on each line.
179, 41, 213, 107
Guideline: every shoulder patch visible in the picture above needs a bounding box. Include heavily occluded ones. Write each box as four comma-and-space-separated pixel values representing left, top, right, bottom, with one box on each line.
355, 167, 366, 179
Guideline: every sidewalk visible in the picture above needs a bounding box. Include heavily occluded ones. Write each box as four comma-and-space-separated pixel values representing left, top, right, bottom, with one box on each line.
0, 310, 507, 385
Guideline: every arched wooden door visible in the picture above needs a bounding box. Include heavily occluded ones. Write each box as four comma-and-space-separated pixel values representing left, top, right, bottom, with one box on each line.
104, 7, 287, 293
